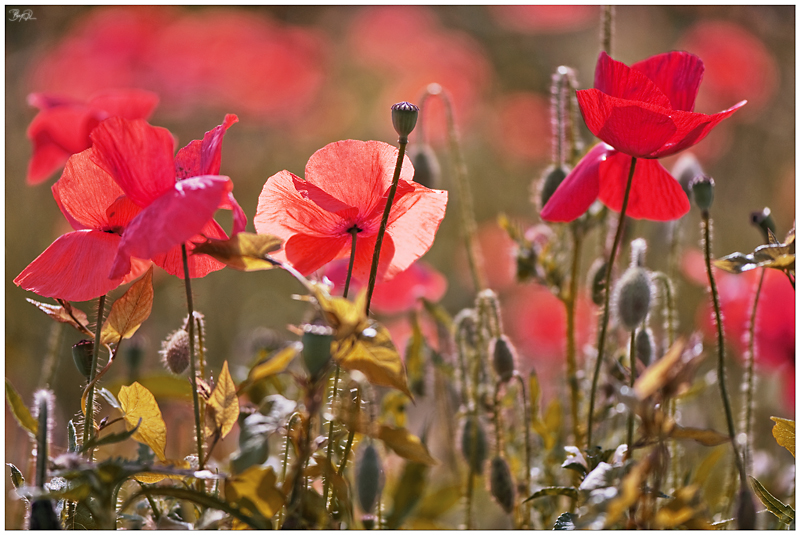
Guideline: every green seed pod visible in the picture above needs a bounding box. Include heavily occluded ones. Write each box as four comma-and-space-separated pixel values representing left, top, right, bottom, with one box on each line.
72, 339, 94, 380
538, 165, 569, 211
160, 329, 190, 375
356, 442, 383, 515
671, 152, 704, 201
589, 259, 608, 306
391, 101, 419, 140
635, 328, 654, 367
614, 267, 652, 331
750, 207, 777, 242
489, 456, 515, 514
491, 336, 516, 383
409, 144, 441, 189
461, 415, 488, 474
301, 323, 334, 380
690, 175, 715, 212
29, 499, 60, 530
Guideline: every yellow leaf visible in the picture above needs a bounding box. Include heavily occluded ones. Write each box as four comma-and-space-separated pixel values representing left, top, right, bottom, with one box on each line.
377, 425, 437, 465
313, 287, 369, 340
243, 343, 301, 387
27, 298, 92, 336
380, 391, 409, 428
334, 321, 412, 398
100, 266, 154, 345
634, 338, 686, 400
692, 446, 726, 487
206, 361, 239, 440
107, 374, 192, 401
192, 233, 283, 272
671, 425, 730, 447
529, 371, 541, 420
5, 378, 37, 437
225, 465, 285, 519
134, 459, 192, 483
770, 417, 795, 457
544, 397, 561, 438
118, 382, 167, 461
605, 459, 648, 527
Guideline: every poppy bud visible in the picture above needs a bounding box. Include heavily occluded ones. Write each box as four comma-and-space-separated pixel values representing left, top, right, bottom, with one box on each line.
160, 329, 190, 375
630, 238, 647, 268
72, 339, 94, 380
461, 415, 488, 474
356, 442, 384, 515
589, 259, 608, 306
125, 336, 144, 379
538, 165, 569, 211
391, 101, 419, 141
29, 499, 60, 530
489, 456, 515, 514
690, 175, 715, 212
635, 328, 654, 367
301, 323, 333, 380
614, 267, 652, 331
750, 207, 777, 242
409, 144, 441, 189
491, 336, 516, 383
671, 153, 705, 201
735, 484, 757, 530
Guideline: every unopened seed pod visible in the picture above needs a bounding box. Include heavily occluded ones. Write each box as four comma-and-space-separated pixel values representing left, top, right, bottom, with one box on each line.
356, 442, 383, 515
614, 267, 652, 331
301, 324, 333, 380
539, 165, 569, 211
635, 328, 654, 367
409, 144, 441, 189
461, 415, 488, 474
491, 336, 516, 383
489, 456, 515, 514
690, 175, 715, 212
391, 101, 419, 140
671, 153, 705, 201
72, 339, 94, 380
160, 329, 190, 375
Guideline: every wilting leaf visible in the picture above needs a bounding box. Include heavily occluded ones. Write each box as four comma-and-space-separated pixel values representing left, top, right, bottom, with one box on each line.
80, 418, 141, 452
770, 417, 795, 457
671, 426, 729, 447
750, 476, 795, 525
241, 343, 301, 390
529, 370, 541, 419
118, 382, 167, 461
545, 397, 561, 437
306, 454, 351, 507
380, 391, 408, 429
192, 233, 283, 272
553, 511, 577, 530
635, 336, 705, 401
715, 227, 795, 275
27, 298, 92, 336
5, 378, 37, 437
334, 321, 412, 398
100, 266, 154, 345
378, 426, 437, 465
206, 361, 239, 439
314, 288, 369, 340
386, 461, 428, 529
225, 465, 285, 520
524, 487, 578, 503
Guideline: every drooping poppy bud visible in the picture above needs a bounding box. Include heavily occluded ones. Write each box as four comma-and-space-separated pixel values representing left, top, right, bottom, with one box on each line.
356, 442, 384, 516
301, 323, 334, 381
391, 101, 419, 141
588, 259, 608, 306
690, 175, 715, 212
750, 207, 777, 242
160, 329, 190, 375
671, 153, 705, 201
461, 415, 488, 474
635, 328, 654, 367
538, 165, 569, 212
489, 456, 515, 514
409, 144, 441, 189
72, 339, 94, 380
614, 267, 652, 331
491, 336, 517, 383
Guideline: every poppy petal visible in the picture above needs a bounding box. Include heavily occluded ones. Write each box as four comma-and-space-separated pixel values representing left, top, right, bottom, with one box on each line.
26, 106, 99, 184
292, 175, 359, 219
540, 143, 609, 222
14, 230, 125, 302
370, 261, 448, 315
284, 233, 350, 276
632, 51, 704, 112
598, 154, 690, 220
87, 89, 159, 120
174, 114, 239, 179
593, 51, 671, 108
90, 117, 176, 207
649, 101, 747, 158
153, 219, 228, 279
352, 232, 396, 282
109, 175, 233, 278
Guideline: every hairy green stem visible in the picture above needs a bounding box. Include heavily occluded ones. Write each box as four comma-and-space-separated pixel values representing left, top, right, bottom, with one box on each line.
565, 225, 583, 448
182, 244, 205, 474
321, 365, 341, 512
742, 268, 765, 473
278, 413, 302, 529
601, 5, 615, 55
626, 329, 636, 459
587, 157, 637, 450
337, 387, 361, 477
83, 294, 106, 458
514, 373, 532, 528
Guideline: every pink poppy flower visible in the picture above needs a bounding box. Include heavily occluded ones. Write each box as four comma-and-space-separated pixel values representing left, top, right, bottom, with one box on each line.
489, 5, 598, 34
254, 140, 448, 282
542, 51, 746, 222
26, 89, 159, 185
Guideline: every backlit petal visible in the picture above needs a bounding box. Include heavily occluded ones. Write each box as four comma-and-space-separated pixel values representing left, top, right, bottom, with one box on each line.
632, 51, 704, 112
351, 232, 396, 282
540, 143, 610, 222
370, 261, 448, 314
649, 101, 747, 158
593, 51, 671, 108
154, 219, 228, 278
284, 233, 350, 276
174, 114, 238, 179
26, 106, 99, 184
87, 89, 159, 120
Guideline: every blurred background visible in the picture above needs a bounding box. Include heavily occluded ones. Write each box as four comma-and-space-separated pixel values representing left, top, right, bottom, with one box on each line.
5, 5, 795, 528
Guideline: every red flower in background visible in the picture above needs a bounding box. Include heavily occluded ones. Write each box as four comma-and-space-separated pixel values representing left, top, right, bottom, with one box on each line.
324, 260, 447, 315
26, 89, 158, 185
542, 51, 746, 222
490, 93, 551, 164
254, 140, 448, 282
489, 5, 598, 33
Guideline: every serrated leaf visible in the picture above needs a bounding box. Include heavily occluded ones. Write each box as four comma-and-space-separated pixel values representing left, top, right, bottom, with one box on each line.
206, 361, 239, 439
118, 382, 167, 461
770, 417, 795, 457
750, 476, 795, 525
192, 233, 283, 272
97, 388, 120, 409
553, 511, 577, 530
523, 486, 578, 503
242, 343, 301, 389
225, 465, 285, 520
377, 425, 437, 465
80, 418, 141, 452
671, 426, 729, 447
100, 266, 153, 345
8, 464, 25, 489
26, 298, 92, 335
334, 321, 412, 398
5, 378, 37, 437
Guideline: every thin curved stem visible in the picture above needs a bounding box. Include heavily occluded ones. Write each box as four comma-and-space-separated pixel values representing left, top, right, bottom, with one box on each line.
565, 225, 583, 448
586, 156, 637, 450
321, 365, 341, 512
343, 228, 359, 299
514, 373, 532, 528
742, 268, 765, 474
182, 244, 205, 473
83, 294, 107, 458
626, 329, 637, 459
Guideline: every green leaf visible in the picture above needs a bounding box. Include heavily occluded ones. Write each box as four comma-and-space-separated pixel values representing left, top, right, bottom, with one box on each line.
5, 378, 37, 437
79, 418, 141, 453
97, 388, 120, 410
750, 476, 795, 525
8, 463, 25, 489
553, 511, 577, 530
770, 417, 795, 457
524, 487, 578, 503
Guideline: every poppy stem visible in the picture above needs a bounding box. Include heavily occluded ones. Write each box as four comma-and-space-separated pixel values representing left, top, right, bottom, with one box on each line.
82, 294, 106, 459
600, 5, 615, 56
586, 156, 636, 451
565, 225, 583, 449
513, 373, 532, 528
365, 140, 408, 314
626, 328, 636, 460
344, 228, 359, 299
321, 364, 341, 514
181, 244, 205, 476
741, 268, 765, 474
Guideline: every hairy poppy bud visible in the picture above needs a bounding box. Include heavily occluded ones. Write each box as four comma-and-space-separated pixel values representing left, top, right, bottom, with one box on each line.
635, 328, 654, 367
491, 336, 516, 383
672, 153, 705, 201
538, 165, 569, 211
750, 207, 777, 242
391, 101, 419, 140
489, 456, 515, 514
72, 339, 94, 380
409, 144, 441, 189
160, 329, 190, 375
461, 415, 488, 474
690, 175, 715, 212
356, 442, 384, 515
301, 323, 333, 380
614, 267, 652, 331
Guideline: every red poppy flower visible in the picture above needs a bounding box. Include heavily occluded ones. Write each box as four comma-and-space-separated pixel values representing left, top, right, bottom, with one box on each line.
254, 140, 448, 282
542, 51, 746, 222
488, 5, 597, 34
91, 114, 245, 280
26, 89, 159, 185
